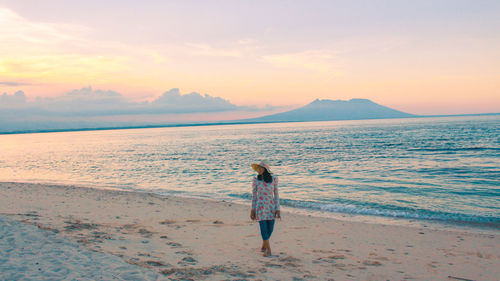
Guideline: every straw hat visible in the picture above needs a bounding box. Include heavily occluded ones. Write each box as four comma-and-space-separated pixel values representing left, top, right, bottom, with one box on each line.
251, 160, 272, 174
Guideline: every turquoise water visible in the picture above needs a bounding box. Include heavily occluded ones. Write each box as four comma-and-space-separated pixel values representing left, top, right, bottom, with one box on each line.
1, 116, 499, 228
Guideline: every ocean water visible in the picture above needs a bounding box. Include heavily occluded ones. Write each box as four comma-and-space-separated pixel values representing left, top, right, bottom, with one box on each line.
1, 116, 499, 228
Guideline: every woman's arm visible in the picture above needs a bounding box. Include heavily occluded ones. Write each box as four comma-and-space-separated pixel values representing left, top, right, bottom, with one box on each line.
273, 177, 280, 212
251, 177, 257, 220
251, 177, 257, 210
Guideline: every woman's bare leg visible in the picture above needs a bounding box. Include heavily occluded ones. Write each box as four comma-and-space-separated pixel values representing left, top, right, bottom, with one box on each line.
263, 240, 271, 256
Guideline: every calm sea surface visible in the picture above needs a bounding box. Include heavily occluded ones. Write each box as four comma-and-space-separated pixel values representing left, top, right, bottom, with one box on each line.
1, 116, 499, 228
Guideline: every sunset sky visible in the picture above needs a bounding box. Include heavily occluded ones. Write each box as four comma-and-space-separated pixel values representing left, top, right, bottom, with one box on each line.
1, 0, 499, 115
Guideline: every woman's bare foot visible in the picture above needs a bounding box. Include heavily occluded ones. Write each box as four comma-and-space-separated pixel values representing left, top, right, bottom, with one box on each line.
263, 248, 272, 257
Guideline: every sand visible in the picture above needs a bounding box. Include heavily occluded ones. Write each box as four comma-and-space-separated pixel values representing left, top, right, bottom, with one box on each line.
0, 215, 160, 280
0, 182, 498, 280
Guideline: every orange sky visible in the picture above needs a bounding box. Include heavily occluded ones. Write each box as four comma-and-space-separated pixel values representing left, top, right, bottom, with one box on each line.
1, 1, 499, 115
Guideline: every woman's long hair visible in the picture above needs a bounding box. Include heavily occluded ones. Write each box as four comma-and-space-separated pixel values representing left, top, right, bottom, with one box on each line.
257, 168, 273, 183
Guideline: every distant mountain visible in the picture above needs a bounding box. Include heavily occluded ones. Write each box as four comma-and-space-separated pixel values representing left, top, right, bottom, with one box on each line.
244, 98, 416, 122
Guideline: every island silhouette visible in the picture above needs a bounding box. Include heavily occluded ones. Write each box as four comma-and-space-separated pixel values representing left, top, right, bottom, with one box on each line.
244, 98, 415, 122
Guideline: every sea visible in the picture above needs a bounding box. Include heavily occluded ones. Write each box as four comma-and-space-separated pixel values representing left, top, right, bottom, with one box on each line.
1, 115, 499, 230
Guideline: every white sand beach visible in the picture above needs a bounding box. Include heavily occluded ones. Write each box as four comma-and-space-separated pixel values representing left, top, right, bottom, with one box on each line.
0, 215, 160, 280
1, 182, 498, 280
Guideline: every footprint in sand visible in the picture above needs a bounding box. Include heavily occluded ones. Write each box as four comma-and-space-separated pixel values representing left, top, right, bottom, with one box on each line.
161, 265, 245, 279
362, 260, 382, 266
144, 260, 169, 267
427, 261, 439, 268
166, 241, 182, 248
118, 223, 139, 234
159, 219, 177, 225
264, 262, 283, 268
313, 254, 346, 264
177, 256, 197, 266
138, 228, 153, 238
175, 250, 193, 256
368, 252, 389, 261
276, 255, 301, 268
64, 219, 99, 231
312, 249, 334, 254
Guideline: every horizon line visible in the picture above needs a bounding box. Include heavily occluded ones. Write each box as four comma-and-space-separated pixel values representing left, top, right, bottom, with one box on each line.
1, 113, 498, 136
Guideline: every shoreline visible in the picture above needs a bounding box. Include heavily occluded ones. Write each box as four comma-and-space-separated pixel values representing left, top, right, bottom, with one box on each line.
1, 181, 499, 280
3, 179, 498, 235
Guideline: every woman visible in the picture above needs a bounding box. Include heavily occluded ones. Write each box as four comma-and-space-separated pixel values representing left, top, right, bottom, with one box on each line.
250, 160, 280, 257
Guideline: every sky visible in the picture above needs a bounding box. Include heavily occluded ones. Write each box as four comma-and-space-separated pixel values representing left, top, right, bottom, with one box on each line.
0, 0, 499, 116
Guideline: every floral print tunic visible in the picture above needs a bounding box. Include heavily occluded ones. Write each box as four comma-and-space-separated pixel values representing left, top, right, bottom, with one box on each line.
251, 176, 280, 221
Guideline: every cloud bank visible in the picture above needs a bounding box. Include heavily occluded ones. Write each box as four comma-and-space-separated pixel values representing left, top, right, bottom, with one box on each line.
0, 87, 279, 133
0, 87, 237, 115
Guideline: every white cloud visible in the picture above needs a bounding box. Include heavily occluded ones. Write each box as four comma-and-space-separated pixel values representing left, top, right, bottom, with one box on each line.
0, 81, 31, 86
0, 87, 284, 132
0, 90, 26, 107
152, 88, 237, 112
0, 8, 90, 55
0, 87, 237, 116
